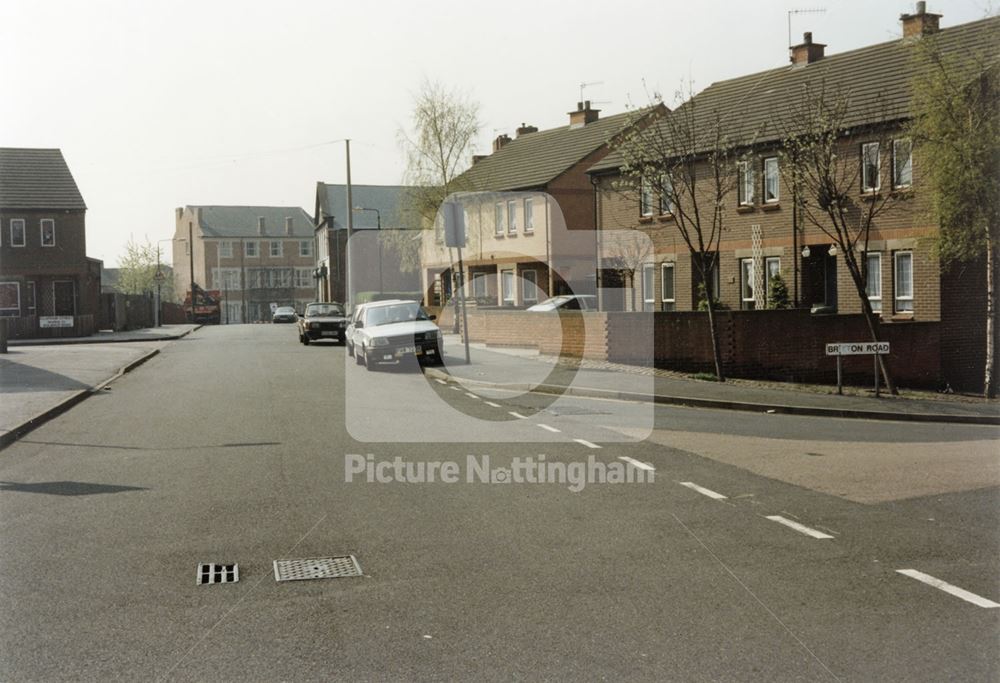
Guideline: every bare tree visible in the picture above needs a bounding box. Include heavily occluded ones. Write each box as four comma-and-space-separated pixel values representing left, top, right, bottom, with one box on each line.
612, 90, 754, 381
778, 84, 908, 395
601, 230, 652, 311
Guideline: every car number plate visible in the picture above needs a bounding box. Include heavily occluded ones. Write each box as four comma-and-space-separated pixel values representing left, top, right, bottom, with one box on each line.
322, 331, 336, 336
396, 345, 416, 356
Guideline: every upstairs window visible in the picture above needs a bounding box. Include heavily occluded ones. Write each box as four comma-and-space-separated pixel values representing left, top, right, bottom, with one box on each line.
862, 142, 881, 192
40, 219, 55, 247
524, 198, 535, 232
640, 177, 654, 217
738, 161, 754, 206
659, 174, 674, 215
299, 240, 313, 257
494, 203, 504, 236
10, 219, 25, 247
763, 157, 779, 203
270, 241, 283, 258
219, 241, 233, 258
245, 240, 259, 257
893, 138, 912, 189
507, 200, 517, 234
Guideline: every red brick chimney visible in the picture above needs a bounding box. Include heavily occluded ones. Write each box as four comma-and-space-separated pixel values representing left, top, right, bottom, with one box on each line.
901, 2, 941, 38
789, 32, 826, 66
568, 101, 600, 128
471, 154, 488, 165
493, 134, 512, 152
516, 123, 538, 137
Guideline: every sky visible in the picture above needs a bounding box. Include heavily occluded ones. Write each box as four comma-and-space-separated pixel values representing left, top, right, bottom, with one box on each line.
1, 0, 993, 267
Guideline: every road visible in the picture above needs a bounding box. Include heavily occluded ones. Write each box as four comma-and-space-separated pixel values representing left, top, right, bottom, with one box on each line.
1, 325, 997, 681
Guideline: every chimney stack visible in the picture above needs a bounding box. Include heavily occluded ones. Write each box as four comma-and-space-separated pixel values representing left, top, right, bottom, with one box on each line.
493, 134, 512, 152
516, 122, 538, 137
901, 2, 941, 38
285, 216, 293, 235
472, 154, 488, 165
790, 32, 826, 66
257, 216, 265, 235
569, 100, 600, 128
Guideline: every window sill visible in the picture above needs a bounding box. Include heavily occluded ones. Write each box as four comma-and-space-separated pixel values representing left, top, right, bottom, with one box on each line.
656, 214, 675, 223
523, 230, 534, 236
890, 187, 913, 198
736, 205, 755, 214
761, 202, 781, 212
890, 312, 914, 321
506, 233, 517, 238
860, 191, 882, 202
494, 234, 505, 239
638, 216, 654, 224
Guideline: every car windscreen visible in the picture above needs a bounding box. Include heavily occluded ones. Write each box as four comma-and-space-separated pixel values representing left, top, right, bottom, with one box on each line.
364, 302, 429, 327
306, 304, 344, 317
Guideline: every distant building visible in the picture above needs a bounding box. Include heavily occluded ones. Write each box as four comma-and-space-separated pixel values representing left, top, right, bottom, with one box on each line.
172, 206, 316, 323
0, 147, 102, 337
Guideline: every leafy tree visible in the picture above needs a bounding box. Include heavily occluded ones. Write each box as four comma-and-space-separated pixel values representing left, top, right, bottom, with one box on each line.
117, 239, 172, 300
766, 272, 791, 310
909, 33, 999, 397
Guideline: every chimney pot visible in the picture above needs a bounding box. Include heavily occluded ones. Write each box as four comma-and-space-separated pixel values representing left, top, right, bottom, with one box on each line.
803, 31, 812, 44
493, 134, 512, 152
568, 101, 600, 127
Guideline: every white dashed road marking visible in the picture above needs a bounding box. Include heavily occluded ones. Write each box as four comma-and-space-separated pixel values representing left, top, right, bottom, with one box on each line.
537, 424, 561, 433
434, 379, 447, 385
449, 386, 461, 392
618, 456, 655, 471
896, 570, 1000, 608
509, 412, 527, 419
465, 392, 479, 400
573, 439, 601, 449
679, 482, 728, 500
484, 401, 501, 408
765, 515, 834, 539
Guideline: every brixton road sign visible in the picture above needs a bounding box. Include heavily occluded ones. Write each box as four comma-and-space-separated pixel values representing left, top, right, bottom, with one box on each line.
825, 342, 890, 356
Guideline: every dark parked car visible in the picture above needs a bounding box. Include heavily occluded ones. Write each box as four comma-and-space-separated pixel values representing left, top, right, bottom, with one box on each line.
298, 302, 348, 345
272, 306, 298, 323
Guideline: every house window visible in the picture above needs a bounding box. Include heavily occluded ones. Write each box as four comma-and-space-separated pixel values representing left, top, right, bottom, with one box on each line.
738, 161, 754, 205
763, 158, 779, 203
245, 240, 258, 257
212, 268, 242, 290
472, 272, 487, 299
866, 252, 882, 313
862, 142, 881, 192
294, 268, 312, 288
894, 251, 913, 313
640, 177, 654, 217
26, 281, 36, 315
270, 241, 283, 258
299, 240, 313, 257
893, 139, 912, 189
501, 269, 515, 305
642, 263, 656, 311
494, 203, 505, 236
0, 282, 20, 317
661, 262, 675, 311
740, 258, 755, 309
765, 257, 781, 302
524, 198, 534, 233
521, 269, 538, 304
659, 174, 673, 215
219, 241, 233, 258
10, 219, 25, 247
507, 200, 517, 234
40, 219, 55, 247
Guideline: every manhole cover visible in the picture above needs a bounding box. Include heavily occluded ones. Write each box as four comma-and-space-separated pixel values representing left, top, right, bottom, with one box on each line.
197, 563, 239, 585
273, 556, 362, 582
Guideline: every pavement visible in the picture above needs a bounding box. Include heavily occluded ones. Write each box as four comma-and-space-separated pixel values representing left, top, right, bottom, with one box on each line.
0, 324, 200, 449
429, 334, 1000, 425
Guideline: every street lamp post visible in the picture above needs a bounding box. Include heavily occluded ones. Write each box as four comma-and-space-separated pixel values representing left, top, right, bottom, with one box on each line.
354, 206, 382, 295
154, 238, 172, 327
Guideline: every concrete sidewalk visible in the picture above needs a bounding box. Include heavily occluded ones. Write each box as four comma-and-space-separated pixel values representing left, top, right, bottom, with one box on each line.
0, 326, 199, 449
7, 323, 200, 346
432, 335, 1000, 425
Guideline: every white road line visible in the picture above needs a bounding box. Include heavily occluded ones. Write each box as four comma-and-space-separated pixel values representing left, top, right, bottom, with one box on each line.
765, 515, 834, 540
537, 423, 561, 433
464, 392, 479, 400
679, 481, 728, 500
449, 386, 461, 392
618, 456, 655, 471
573, 439, 601, 449
484, 401, 502, 408
509, 411, 527, 419
434, 379, 447, 385
896, 569, 1000, 608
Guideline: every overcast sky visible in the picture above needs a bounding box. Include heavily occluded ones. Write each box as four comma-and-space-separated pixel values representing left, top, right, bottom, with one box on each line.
1, 0, 992, 266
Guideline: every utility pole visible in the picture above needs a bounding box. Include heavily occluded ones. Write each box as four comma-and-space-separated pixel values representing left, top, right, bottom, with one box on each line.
188, 221, 195, 322
345, 139, 354, 310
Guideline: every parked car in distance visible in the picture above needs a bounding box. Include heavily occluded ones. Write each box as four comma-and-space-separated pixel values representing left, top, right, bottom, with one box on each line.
272, 306, 298, 323
298, 302, 348, 345
350, 300, 442, 370
526, 295, 598, 312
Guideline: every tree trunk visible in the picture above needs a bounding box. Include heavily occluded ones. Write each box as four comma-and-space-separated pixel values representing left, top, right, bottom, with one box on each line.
845, 252, 898, 395
985, 236, 996, 398
705, 298, 726, 382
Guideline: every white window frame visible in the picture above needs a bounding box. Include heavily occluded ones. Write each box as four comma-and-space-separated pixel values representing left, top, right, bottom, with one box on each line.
501, 269, 516, 305
862, 142, 881, 192
738, 161, 754, 206
10, 219, 25, 247
640, 177, 654, 217
894, 251, 913, 313
0, 281, 20, 316
740, 258, 755, 308
763, 157, 779, 203
659, 174, 673, 215
245, 240, 259, 258
765, 256, 781, 299
26, 281, 36, 315
494, 203, 505, 236
507, 200, 517, 235
219, 240, 233, 258
521, 268, 538, 304
472, 271, 487, 299
270, 240, 283, 258
661, 262, 675, 310
524, 198, 535, 233
299, 240, 313, 257
641, 263, 656, 311
40, 219, 55, 247
893, 138, 912, 189
866, 252, 882, 313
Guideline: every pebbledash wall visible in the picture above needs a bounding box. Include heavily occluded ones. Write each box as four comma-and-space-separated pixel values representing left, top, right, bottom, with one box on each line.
441, 307, 952, 389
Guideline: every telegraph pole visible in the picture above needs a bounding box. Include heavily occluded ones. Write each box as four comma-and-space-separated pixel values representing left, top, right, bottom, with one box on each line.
345, 139, 354, 310
188, 221, 195, 322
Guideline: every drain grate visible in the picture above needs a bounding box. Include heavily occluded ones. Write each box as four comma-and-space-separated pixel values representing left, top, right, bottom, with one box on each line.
273, 556, 362, 582
197, 563, 239, 585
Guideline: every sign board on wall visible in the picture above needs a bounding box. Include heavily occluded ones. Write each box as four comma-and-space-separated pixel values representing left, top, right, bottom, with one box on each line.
39, 316, 74, 328
825, 342, 890, 356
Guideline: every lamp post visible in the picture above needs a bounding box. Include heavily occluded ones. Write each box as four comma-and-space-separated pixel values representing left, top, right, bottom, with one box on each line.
354, 206, 382, 295
154, 238, 173, 327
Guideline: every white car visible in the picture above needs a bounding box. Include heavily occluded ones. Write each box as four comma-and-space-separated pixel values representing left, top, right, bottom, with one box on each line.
350, 300, 443, 370
526, 295, 598, 312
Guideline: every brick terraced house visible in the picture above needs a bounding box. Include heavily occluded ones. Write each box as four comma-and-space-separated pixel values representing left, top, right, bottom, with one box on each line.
0, 147, 102, 338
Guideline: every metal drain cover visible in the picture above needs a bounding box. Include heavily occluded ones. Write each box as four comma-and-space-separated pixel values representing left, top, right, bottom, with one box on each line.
273, 555, 362, 582
197, 563, 239, 585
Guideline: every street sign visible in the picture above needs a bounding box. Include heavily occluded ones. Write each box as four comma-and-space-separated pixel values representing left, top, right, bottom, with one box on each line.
825, 342, 890, 356
39, 316, 73, 328
442, 201, 466, 248
153, 269, 166, 283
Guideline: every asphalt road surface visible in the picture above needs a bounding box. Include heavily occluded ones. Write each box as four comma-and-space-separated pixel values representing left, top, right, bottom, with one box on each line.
1, 325, 997, 681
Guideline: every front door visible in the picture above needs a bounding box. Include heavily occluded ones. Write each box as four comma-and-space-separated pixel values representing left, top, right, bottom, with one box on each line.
53, 280, 76, 316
